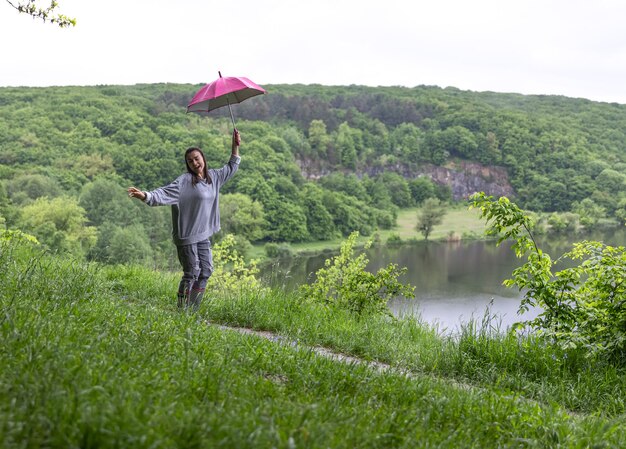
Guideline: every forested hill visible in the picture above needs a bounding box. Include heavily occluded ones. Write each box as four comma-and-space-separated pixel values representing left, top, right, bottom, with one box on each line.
0, 83, 624, 265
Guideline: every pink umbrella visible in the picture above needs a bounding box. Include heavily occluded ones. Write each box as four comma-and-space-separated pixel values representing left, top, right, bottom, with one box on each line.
187, 71, 267, 128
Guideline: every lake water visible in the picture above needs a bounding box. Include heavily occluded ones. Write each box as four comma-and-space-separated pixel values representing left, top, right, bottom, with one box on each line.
261, 228, 625, 333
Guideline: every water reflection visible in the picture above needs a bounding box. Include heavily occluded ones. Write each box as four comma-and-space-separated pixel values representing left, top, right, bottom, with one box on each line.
261, 228, 625, 332
367, 240, 536, 332
388, 294, 535, 334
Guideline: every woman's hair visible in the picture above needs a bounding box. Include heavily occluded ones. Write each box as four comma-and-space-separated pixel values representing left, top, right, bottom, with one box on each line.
184, 147, 209, 186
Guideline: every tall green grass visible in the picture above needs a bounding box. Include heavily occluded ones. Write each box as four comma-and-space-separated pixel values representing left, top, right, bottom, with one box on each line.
2, 240, 626, 448
206, 289, 626, 416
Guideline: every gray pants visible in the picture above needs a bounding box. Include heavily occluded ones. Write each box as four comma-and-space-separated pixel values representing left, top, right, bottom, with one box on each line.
176, 239, 213, 309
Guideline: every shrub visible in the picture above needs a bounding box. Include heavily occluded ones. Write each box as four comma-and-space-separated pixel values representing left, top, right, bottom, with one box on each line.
208, 234, 264, 295
264, 242, 279, 258
264, 242, 293, 259
386, 233, 403, 246
470, 192, 626, 363
299, 231, 415, 316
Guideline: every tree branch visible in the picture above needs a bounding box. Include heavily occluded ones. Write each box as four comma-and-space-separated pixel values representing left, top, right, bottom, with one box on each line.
5, 0, 76, 27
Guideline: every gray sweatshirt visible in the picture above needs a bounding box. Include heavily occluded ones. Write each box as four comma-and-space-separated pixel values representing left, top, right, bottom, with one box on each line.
144, 155, 240, 246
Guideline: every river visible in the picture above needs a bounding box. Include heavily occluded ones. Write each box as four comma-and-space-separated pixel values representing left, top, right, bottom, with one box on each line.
261, 227, 625, 333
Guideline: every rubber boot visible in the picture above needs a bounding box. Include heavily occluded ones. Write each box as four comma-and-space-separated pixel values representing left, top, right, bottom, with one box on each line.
189, 287, 205, 312
177, 282, 192, 310
176, 291, 186, 309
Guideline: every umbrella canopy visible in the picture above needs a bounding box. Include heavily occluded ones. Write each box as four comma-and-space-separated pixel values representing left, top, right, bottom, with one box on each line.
187, 72, 266, 127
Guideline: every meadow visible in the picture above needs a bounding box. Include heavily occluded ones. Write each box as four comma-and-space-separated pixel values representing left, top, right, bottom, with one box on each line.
1, 235, 625, 448
249, 205, 488, 261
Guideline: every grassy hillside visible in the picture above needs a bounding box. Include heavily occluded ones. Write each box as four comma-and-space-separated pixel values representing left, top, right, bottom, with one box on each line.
2, 236, 626, 448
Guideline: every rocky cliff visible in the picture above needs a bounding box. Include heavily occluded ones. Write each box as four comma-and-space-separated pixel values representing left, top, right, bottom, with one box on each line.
297, 159, 515, 201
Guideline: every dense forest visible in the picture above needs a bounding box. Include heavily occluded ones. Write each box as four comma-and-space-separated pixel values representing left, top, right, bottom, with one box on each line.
0, 83, 624, 267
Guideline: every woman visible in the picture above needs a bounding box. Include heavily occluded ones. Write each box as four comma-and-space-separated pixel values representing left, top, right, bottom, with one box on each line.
127, 129, 241, 310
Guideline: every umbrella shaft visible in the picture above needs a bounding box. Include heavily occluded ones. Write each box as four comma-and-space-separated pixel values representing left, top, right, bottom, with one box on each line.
227, 98, 236, 129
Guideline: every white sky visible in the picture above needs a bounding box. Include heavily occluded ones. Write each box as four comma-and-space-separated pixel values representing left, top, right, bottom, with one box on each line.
2, 0, 626, 104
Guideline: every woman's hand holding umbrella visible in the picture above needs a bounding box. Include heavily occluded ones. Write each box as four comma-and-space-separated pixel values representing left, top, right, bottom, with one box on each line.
232, 128, 241, 155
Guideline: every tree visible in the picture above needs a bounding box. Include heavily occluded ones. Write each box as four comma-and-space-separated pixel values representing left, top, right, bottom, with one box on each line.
518, 175, 569, 212
423, 130, 450, 165
264, 200, 309, 242
280, 126, 310, 157
6, 0, 76, 27
318, 173, 369, 202
408, 177, 437, 205
19, 196, 96, 257
616, 198, 626, 226
71, 153, 115, 180
389, 123, 423, 162
1, 82, 625, 252
219, 193, 267, 242
307, 119, 330, 158
0, 181, 19, 227
107, 224, 153, 265
232, 172, 276, 205
300, 184, 336, 240
79, 178, 141, 227
416, 198, 446, 240
378, 172, 412, 208
573, 198, 606, 229
335, 122, 357, 169
362, 174, 393, 210
89, 222, 153, 265
475, 131, 501, 164
7, 174, 62, 205
441, 125, 478, 159
596, 168, 626, 192
547, 212, 578, 233
323, 190, 377, 237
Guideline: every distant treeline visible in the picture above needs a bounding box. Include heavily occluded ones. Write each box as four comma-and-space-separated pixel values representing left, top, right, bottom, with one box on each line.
0, 83, 624, 266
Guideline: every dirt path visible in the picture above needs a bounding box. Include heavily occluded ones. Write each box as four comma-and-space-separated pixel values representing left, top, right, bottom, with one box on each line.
207, 321, 581, 418
208, 321, 409, 376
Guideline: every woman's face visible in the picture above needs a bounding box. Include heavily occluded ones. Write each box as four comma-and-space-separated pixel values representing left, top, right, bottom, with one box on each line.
186, 150, 205, 177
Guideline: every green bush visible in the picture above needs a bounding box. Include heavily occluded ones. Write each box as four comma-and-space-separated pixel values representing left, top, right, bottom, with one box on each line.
264, 242, 279, 258
208, 234, 264, 296
300, 231, 415, 316
471, 192, 626, 363
386, 233, 403, 246
264, 242, 293, 259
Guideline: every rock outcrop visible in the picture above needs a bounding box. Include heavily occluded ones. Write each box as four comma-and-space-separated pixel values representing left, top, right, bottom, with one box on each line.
297, 159, 515, 201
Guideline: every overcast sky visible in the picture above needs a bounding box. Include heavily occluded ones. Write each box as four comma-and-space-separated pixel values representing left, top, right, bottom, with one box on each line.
2, 0, 626, 104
